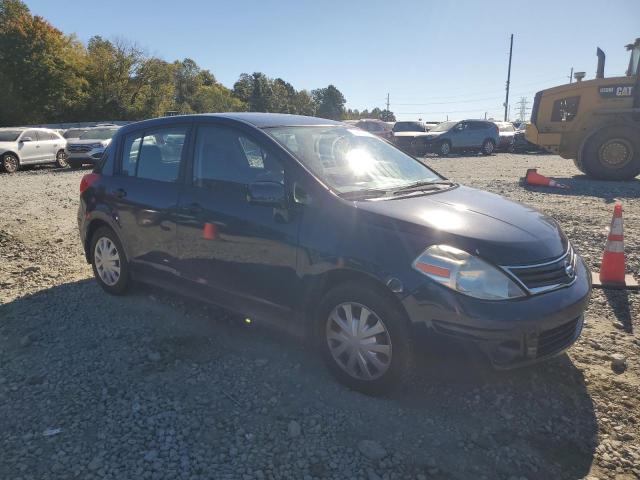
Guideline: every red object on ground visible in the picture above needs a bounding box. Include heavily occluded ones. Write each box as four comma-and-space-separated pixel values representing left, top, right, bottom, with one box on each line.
203, 222, 217, 240
524, 168, 569, 189
592, 203, 639, 290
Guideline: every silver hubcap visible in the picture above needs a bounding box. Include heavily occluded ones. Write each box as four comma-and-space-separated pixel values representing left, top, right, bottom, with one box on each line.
326, 302, 392, 381
441, 143, 450, 154
57, 151, 67, 166
484, 141, 494, 153
600, 139, 632, 168
94, 237, 121, 286
4, 155, 17, 172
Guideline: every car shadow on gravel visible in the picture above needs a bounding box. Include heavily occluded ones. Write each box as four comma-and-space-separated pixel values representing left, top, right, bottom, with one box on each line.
0, 280, 599, 480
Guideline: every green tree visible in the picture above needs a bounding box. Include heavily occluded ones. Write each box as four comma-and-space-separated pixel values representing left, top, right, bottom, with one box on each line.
312, 85, 346, 120
0, 0, 87, 124
380, 109, 396, 122
83, 36, 145, 119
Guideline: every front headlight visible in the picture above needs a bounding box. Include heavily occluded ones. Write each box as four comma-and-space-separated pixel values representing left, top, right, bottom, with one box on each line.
412, 245, 525, 300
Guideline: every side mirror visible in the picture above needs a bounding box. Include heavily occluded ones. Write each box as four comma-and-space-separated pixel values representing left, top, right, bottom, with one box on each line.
20, 136, 33, 142
247, 181, 286, 207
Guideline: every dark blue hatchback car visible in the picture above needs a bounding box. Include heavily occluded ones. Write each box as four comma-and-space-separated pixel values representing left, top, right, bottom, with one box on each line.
78, 113, 591, 394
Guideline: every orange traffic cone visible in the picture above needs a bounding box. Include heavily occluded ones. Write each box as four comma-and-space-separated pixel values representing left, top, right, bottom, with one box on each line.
592, 203, 638, 289
524, 168, 569, 189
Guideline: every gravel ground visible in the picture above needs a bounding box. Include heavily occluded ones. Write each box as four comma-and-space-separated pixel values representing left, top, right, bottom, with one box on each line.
0, 154, 639, 480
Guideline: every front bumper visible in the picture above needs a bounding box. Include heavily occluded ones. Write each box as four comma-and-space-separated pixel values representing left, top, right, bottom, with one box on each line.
401, 257, 591, 368
66, 148, 105, 164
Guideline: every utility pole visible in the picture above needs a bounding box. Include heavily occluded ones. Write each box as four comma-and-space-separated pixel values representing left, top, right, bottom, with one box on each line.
504, 34, 513, 122
385, 93, 390, 112
568, 67, 574, 84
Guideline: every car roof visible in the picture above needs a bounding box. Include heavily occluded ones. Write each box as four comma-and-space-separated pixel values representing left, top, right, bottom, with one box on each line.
118, 113, 344, 136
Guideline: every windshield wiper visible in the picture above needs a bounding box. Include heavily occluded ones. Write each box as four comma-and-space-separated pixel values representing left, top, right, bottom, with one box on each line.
340, 188, 389, 200
392, 180, 455, 195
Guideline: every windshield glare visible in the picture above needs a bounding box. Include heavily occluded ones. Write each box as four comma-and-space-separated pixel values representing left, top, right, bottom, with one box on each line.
80, 129, 117, 140
429, 121, 457, 132
0, 130, 22, 142
497, 124, 515, 132
266, 126, 442, 194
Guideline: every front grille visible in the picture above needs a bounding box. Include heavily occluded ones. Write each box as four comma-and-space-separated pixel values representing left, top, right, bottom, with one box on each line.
536, 317, 580, 358
68, 144, 91, 153
505, 246, 577, 294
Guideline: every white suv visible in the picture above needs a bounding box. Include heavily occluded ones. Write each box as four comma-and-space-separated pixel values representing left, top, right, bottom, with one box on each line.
0, 128, 68, 173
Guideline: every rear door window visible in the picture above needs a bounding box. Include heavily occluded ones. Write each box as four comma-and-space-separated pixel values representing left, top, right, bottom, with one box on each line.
120, 126, 188, 182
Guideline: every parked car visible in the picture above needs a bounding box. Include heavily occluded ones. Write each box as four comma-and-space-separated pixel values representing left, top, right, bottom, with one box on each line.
417, 120, 500, 156
0, 127, 68, 173
355, 119, 393, 140
78, 113, 591, 394
493, 122, 517, 152
66, 127, 119, 168
391, 121, 431, 155
512, 126, 549, 153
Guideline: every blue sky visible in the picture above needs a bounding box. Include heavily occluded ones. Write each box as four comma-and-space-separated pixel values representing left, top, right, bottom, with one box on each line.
25, 0, 640, 121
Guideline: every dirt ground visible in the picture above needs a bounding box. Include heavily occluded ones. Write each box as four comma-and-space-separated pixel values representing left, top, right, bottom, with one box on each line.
0, 153, 638, 480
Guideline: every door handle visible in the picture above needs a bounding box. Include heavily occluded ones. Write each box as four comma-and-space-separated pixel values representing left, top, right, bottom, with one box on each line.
113, 188, 127, 198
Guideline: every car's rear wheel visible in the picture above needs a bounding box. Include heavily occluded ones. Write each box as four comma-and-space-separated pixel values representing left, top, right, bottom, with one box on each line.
581, 125, 640, 180
437, 140, 451, 156
481, 139, 495, 155
2, 153, 19, 173
55, 150, 68, 168
90, 226, 130, 295
317, 283, 413, 395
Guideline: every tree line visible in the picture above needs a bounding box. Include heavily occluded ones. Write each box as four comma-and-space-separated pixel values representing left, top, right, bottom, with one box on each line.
0, 0, 395, 126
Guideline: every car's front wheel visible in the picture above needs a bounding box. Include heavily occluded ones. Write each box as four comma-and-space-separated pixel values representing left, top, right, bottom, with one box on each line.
437, 140, 451, 156
2, 153, 19, 173
55, 150, 68, 168
317, 283, 413, 395
481, 139, 495, 155
90, 226, 131, 295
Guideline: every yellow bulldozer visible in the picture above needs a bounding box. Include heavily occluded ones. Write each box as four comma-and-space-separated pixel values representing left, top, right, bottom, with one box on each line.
526, 38, 640, 180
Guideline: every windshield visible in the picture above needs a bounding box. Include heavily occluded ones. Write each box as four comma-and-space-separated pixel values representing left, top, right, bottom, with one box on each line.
392, 122, 425, 132
266, 126, 442, 194
498, 124, 515, 132
429, 121, 457, 132
0, 130, 22, 142
79, 129, 117, 140
63, 129, 88, 139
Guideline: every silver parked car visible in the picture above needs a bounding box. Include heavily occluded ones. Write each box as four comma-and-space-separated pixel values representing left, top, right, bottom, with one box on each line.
66, 128, 119, 168
0, 128, 68, 173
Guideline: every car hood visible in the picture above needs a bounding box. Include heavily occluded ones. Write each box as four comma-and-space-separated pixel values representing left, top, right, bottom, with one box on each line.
68, 139, 111, 145
0, 141, 17, 150
392, 131, 432, 137
354, 185, 567, 265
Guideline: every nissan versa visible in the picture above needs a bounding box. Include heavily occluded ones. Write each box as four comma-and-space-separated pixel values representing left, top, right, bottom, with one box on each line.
78, 113, 591, 393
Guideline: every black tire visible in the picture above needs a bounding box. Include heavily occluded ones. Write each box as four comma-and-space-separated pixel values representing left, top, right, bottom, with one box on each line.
481, 139, 495, 155
436, 140, 451, 157
68, 159, 83, 169
581, 125, 640, 180
55, 150, 68, 168
316, 283, 414, 395
1, 153, 19, 173
90, 226, 131, 295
